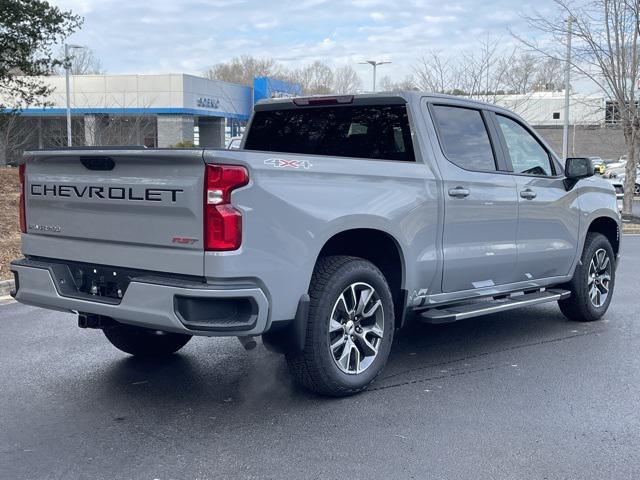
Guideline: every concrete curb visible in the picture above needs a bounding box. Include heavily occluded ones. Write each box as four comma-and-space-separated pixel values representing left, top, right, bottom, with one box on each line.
622, 224, 640, 234
0, 279, 15, 297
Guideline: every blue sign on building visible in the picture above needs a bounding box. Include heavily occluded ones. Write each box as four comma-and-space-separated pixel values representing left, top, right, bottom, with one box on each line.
253, 77, 303, 105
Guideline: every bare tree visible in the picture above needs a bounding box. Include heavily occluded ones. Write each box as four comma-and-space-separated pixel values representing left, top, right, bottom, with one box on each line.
500, 51, 539, 94
204, 55, 284, 86
379, 75, 417, 92
292, 61, 334, 95
517, 0, 639, 215
413, 50, 459, 94
332, 65, 362, 93
498, 51, 566, 96
0, 114, 38, 164
458, 38, 510, 101
413, 39, 510, 100
204, 57, 364, 95
53, 46, 105, 75
534, 57, 565, 91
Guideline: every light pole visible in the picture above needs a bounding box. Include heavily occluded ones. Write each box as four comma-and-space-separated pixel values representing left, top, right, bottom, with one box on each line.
64, 43, 84, 147
562, 17, 573, 161
359, 60, 391, 92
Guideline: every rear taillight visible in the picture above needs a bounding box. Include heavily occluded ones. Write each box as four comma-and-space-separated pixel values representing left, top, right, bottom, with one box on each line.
204, 164, 248, 251
18, 163, 26, 233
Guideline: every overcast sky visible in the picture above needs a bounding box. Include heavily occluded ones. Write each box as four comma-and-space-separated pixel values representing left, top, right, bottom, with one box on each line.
53, 0, 559, 82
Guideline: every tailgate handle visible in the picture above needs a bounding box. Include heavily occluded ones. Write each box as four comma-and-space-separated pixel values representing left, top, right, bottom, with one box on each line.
80, 157, 115, 171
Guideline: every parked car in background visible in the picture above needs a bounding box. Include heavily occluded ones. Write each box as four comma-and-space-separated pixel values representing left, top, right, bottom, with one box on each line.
607, 177, 624, 199
607, 167, 640, 196
603, 156, 628, 174
591, 157, 618, 175
588, 157, 603, 173
603, 161, 628, 178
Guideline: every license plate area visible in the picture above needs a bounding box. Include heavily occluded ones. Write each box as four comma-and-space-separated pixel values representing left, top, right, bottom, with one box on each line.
38, 259, 142, 304
70, 263, 133, 300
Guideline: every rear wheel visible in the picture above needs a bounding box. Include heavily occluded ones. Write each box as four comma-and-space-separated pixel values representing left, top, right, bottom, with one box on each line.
103, 323, 192, 357
558, 232, 615, 322
286, 256, 395, 397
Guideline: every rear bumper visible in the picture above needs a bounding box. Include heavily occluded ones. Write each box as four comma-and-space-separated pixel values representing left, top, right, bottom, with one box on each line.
10, 259, 270, 337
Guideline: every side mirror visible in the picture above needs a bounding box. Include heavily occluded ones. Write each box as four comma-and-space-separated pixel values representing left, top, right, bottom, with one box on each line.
565, 157, 595, 180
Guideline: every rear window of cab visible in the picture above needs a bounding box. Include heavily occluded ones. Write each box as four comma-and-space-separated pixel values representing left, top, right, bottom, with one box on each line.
244, 104, 415, 162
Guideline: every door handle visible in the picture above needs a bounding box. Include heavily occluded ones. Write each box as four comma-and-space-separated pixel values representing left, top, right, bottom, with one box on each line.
448, 187, 470, 198
520, 189, 537, 200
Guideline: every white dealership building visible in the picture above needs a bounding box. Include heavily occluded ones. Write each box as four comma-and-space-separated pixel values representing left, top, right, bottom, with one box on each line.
0, 74, 302, 163
493, 91, 626, 159
15, 73, 252, 150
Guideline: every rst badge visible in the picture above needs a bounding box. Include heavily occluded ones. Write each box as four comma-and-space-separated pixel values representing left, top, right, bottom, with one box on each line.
264, 158, 312, 169
172, 237, 198, 245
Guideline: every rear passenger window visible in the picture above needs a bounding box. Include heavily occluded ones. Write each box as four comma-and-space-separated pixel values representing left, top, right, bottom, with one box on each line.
244, 104, 415, 162
431, 105, 496, 172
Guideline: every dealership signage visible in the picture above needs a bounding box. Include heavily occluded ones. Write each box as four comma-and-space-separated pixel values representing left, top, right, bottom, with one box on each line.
253, 77, 303, 104
196, 97, 220, 109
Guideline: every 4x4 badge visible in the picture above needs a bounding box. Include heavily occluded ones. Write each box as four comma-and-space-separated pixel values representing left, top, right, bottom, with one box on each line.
264, 158, 312, 169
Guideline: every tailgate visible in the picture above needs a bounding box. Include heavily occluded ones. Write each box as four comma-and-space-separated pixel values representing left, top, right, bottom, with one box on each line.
22, 149, 206, 276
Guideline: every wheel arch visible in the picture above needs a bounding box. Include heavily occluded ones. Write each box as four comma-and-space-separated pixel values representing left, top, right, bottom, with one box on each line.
313, 228, 408, 327
587, 216, 620, 258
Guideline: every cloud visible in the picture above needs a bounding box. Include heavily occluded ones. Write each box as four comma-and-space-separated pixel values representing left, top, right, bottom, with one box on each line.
52, 0, 557, 81
423, 15, 457, 23
254, 19, 279, 29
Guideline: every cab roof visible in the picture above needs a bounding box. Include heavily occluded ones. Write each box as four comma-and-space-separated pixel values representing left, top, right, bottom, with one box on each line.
253, 90, 519, 118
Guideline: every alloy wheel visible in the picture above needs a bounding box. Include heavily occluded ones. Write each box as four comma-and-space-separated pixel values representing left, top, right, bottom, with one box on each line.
328, 282, 384, 375
588, 248, 612, 308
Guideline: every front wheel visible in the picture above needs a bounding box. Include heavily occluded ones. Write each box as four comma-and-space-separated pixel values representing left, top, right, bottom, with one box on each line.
558, 232, 615, 322
285, 256, 395, 397
103, 323, 192, 357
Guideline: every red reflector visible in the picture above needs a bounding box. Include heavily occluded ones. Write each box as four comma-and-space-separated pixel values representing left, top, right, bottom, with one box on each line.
19, 163, 26, 233
205, 204, 243, 251
204, 164, 248, 251
293, 95, 354, 106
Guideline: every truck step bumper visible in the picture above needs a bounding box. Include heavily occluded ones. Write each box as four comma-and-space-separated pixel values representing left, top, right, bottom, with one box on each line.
10, 259, 270, 337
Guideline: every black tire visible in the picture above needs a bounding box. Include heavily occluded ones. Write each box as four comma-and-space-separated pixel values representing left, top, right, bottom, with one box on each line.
103, 323, 192, 357
558, 232, 616, 322
285, 255, 395, 397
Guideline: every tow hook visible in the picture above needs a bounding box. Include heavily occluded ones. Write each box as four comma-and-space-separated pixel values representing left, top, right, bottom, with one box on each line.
237, 336, 258, 351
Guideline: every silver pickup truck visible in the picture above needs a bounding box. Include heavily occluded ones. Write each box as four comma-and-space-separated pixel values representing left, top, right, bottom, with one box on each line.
11, 92, 620, 396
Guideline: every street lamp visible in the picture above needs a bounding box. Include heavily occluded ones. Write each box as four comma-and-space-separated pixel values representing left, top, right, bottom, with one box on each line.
64, 43, 84, 147
359, 60, 391, 92
562, 16, 574, 161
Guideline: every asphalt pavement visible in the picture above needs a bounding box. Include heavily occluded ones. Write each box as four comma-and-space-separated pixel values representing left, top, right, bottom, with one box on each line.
1, 237, 640, 480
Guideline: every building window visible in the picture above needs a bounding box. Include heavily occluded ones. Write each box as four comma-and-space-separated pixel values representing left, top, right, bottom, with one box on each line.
605, 100, 640, 124
605, 101, 619, 124
552, 112, 560, 120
